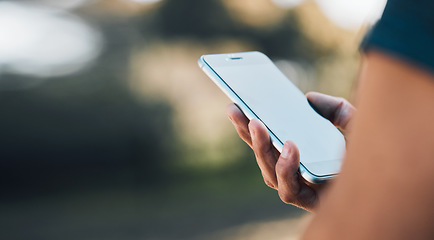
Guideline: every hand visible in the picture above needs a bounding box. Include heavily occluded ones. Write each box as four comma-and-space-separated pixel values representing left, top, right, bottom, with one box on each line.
226, 92, 356, 211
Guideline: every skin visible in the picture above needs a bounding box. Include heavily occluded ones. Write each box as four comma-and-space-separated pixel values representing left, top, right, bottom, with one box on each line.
226, 92, 356, 211
228, 50, 434, 238
303, 51, 434, 239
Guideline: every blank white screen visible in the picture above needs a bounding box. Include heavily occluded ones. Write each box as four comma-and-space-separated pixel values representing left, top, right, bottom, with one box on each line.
211, 57, 345, 165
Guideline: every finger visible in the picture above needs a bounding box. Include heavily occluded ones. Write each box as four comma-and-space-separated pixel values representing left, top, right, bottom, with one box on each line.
306, 92, 356, 130
226, 104, 252, 147
249, 119, 278, 189
276, 141, 317, 210
275, 141, 301, 203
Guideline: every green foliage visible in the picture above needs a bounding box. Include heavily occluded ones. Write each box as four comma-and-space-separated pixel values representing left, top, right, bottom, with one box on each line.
149, 0, 329, 61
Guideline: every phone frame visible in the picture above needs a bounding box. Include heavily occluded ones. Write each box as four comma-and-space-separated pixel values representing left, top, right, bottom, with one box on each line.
199, 52, 339, 183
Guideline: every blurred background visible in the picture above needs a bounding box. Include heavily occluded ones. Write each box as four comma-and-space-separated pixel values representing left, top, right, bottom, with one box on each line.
0, 0, 386, 239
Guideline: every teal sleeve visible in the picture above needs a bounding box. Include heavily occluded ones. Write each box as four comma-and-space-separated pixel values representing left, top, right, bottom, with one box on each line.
362, 0, 434, 74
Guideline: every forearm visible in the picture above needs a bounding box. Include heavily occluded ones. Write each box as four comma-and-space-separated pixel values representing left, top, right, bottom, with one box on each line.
303, 51, 434, 239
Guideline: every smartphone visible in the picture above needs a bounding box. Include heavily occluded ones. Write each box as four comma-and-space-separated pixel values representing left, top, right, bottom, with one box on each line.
198, 51, 345, 183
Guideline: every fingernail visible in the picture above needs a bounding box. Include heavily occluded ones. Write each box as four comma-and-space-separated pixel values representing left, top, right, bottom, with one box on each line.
281, 141, 291, 158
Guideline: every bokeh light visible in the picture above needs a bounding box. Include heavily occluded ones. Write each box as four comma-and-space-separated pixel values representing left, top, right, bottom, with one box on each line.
0, 2, 102, 82
129, 0, 161, 3
315, 0, 387, 29
26, 0, 96, 9
272, 0, 305, 8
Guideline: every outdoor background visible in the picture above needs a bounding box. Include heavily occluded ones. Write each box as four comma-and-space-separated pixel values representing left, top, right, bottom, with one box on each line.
0, 0, 386, 239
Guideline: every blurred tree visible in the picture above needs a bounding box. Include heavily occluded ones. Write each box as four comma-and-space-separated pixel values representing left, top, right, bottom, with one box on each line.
151, 0, 235, 39
235, 13, 330, 61
146, 0, 329, 62
0, 19, 176, 196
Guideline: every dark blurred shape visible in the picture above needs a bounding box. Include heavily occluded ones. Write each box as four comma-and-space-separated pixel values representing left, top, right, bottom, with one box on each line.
152, 0, 234, 39
0, 18, 175, 198
148, 0, 328, 61
0, 83, 174, 194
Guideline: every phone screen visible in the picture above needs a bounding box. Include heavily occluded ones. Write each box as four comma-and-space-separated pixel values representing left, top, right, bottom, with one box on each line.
203, 52, 345, 176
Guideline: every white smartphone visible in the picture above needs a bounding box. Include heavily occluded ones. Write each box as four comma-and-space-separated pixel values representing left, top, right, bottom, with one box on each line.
198, 51, 345, 183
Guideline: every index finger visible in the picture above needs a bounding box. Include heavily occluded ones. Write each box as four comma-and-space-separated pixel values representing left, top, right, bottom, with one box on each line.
226, 103, 253, 147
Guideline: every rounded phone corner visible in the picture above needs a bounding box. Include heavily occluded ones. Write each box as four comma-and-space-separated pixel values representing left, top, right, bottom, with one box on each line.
198, 55, 206, 68
299, 164, 336, 184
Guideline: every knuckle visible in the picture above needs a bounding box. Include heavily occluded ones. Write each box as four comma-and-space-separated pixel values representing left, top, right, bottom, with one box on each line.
255, 145, 271, 162
263, 178, 276, 189
278, 191, 294, 204
338, 98, 352, 113
276, 162, 290, 179
334, 98, 348, 125
337, 97, 346, 104
276, 157, 298, 179
240, 131, 251, 143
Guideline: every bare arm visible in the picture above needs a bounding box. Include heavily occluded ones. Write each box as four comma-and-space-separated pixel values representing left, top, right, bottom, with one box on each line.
303, 51, 434, 239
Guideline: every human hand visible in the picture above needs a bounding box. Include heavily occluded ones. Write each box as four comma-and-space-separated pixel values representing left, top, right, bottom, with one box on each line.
226, 92, 356, 211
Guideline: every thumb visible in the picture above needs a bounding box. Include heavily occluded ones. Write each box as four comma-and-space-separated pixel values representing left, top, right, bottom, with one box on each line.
306, 92, 355, 130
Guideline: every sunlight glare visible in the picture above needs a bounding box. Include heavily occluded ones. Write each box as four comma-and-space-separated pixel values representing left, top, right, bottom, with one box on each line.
315, 0, 387, 29
0, 2, 102, 79
128, 0, 161, 4
271, 0, 305, 8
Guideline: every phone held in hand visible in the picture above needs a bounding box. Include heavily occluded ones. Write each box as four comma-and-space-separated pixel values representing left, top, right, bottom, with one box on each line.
198, 51, 345, 183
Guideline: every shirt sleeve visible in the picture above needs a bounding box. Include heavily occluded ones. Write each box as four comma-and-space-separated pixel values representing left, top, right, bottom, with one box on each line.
361, 0, 434, 74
